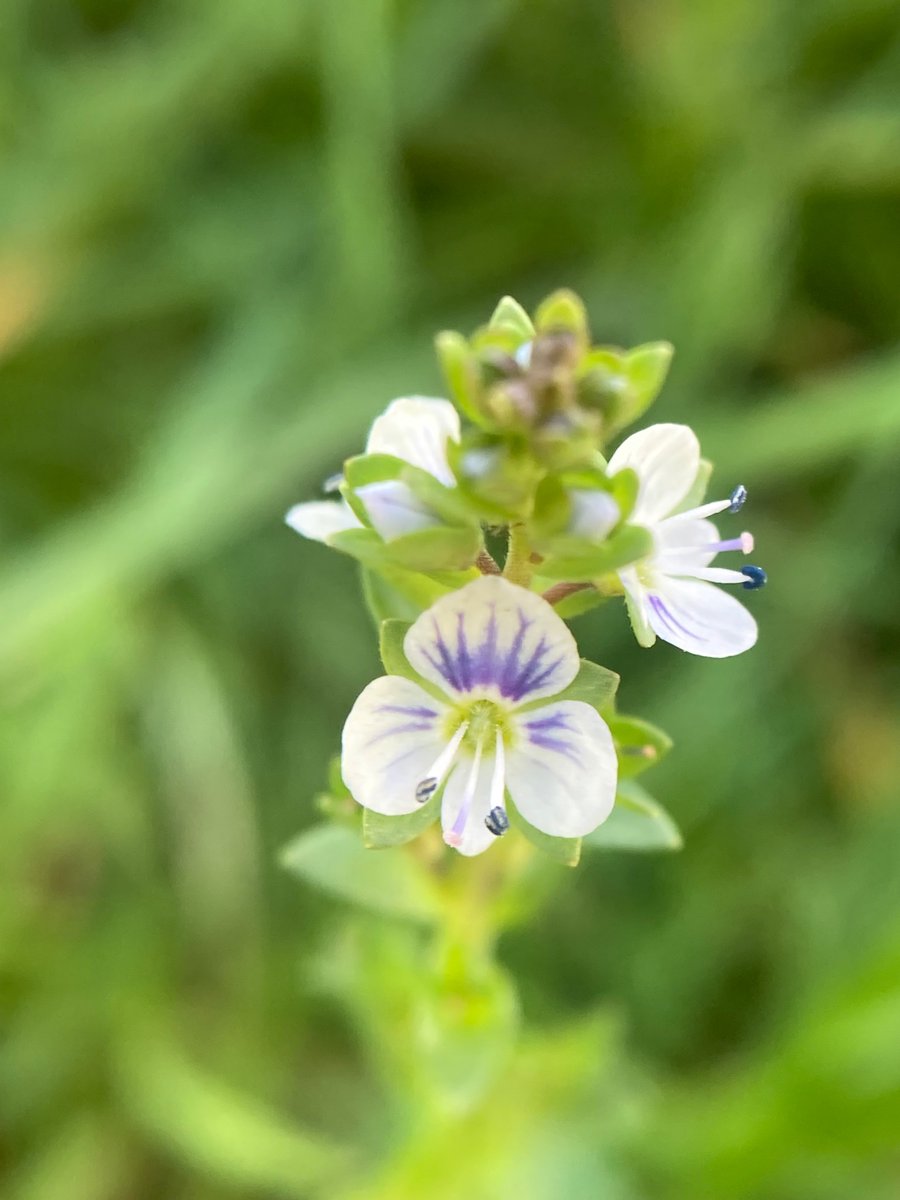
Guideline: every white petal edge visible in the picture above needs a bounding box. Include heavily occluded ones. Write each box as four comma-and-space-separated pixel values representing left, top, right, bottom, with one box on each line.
355, 480, 443, 541
403, 575, 580, 705
647, 576, 758, 658
341, 676, 447, 816
285, 500, 361, 542
506, 700, 617, 838
607, 423, 700, 525
365, 396, 460, 486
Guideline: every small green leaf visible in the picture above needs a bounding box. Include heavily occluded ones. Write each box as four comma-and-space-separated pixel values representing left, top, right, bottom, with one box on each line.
387, 525, 483, 571
550, 588, 605, 619
534, 289, 589, 340
506, 796, 581, 866
609, 713, 673, 779
343, 452, 405, 489
520, 658, 619, 713
399, 463, 480, 526
363, 790, 441, 847
584, 781, 682, 852
379, 619, 449, 699
361, 565, 450, 625
281, 824, 441, 922
488, 295, 535, 342
539, 524, 653, 581
625, 342, 673, 412
327, 754, 350, 798
435, 330, 486, 426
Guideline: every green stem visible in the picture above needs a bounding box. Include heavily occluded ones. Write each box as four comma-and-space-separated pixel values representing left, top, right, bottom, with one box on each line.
503, 523, 535, 587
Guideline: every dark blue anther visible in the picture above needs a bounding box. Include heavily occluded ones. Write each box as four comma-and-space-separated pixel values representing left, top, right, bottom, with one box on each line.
741, 565, 767, 590
484, 806, 510, 837
415, 777, 438, 804
728, 484, 748, 513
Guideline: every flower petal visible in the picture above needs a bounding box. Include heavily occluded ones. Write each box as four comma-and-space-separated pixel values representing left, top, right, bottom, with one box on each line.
506, 700, 617, 837
366, 396, 460, 486
403, 576, 579, 705
285, 500, 361, 542
646, 576, 758, 657
355, 480, 442, 541
607, 423, 700, 524
341, 676, 447, 816
653, 516, 719, 568
439, 749, 498, 857
567, 489, 620, 541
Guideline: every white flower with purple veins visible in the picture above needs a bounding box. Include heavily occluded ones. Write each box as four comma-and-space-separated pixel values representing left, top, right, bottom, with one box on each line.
285, 396, 460, 543
607, 423, 767, 658
341, 577, 617, 856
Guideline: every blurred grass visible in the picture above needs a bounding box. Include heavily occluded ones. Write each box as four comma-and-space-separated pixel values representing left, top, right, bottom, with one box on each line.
1, 1, 900, 1197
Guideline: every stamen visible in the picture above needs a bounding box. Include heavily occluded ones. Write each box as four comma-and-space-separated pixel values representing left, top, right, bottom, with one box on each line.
414, 721, 468, 805
484, 729, 508, 837
485, 806, 510, 837
729, 484, 748, 513
445, 738, 483, 849
741, 565, 767, 591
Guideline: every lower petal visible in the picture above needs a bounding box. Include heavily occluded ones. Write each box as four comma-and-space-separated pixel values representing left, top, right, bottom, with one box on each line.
647, 576, 757, 657
355, 480, 442, 541
341, 676, 446, 815
285, 500, 361, 542
506, 700, 617, 838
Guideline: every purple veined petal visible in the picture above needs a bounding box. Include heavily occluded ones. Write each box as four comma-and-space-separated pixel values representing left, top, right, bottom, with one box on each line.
506, 700, 617, 838
341, 676, 447, 816
607, 423, 700, 525
365, 396, 460, 486
354, 480, 443, 541
439, 742, 497, 857
647, 576, 758, 658
285, 500, 362, 543
403, 576, 580, 705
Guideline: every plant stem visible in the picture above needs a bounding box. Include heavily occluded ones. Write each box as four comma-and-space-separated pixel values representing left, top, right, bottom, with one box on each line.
475, 548, 501, 575
542, 581, 594, 606
502, 524, 534, 587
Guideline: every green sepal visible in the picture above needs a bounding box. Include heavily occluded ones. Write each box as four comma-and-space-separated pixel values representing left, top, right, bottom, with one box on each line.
673, 458, 713, 514
519, 658, 619, 714
386, 525, 483, 571
378, 618, 449, 702
327, 754, 350, 798
506, 795, 581, 866
280, 824, 441, 922
448, 435, 542, 521
550, 588, 605, 619
609, 467, 639, 521
488, 295, 535, 343
361, 565, 457, 625
363, 790, 441, 848
579, 341, 674, 435
584, 781, 682, 853
343, 452, 404, 489
538, 524, 653, 582
608, 712, 673, 779
623, 341, 673, 420
534, 288, 589, 342
435, 330, 490, 428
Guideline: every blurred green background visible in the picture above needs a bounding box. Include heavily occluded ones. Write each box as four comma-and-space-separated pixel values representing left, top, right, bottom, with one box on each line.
2, 1, 900, 1197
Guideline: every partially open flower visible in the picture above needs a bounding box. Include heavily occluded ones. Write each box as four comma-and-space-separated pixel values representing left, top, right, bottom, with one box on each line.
285, 396, 460, 544
341, 576, 617, 855
607, 423, 764, 657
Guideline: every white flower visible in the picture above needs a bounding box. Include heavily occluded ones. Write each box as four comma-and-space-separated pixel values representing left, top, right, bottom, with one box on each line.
606, 423, 764, 658
285, 396, 460, 544
341, 576, 617, 856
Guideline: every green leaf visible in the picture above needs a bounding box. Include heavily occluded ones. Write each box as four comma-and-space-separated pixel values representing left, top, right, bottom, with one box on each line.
608, 713, 673, 779
519, 657, 619, 713
379, 618, 449, 700
584, 781, 682, 853
506, 796, 581, 866
624, 341, 674, 415
361, 565, 450, 624
488, 295, 535, 342
534, 288, 589, 340
550, 588, 605, 619
538, 524, 653, 581
363, 789, 441, 847
280, 824, 441, 922
387, 524, 483, 571
435, 330, 487, 426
